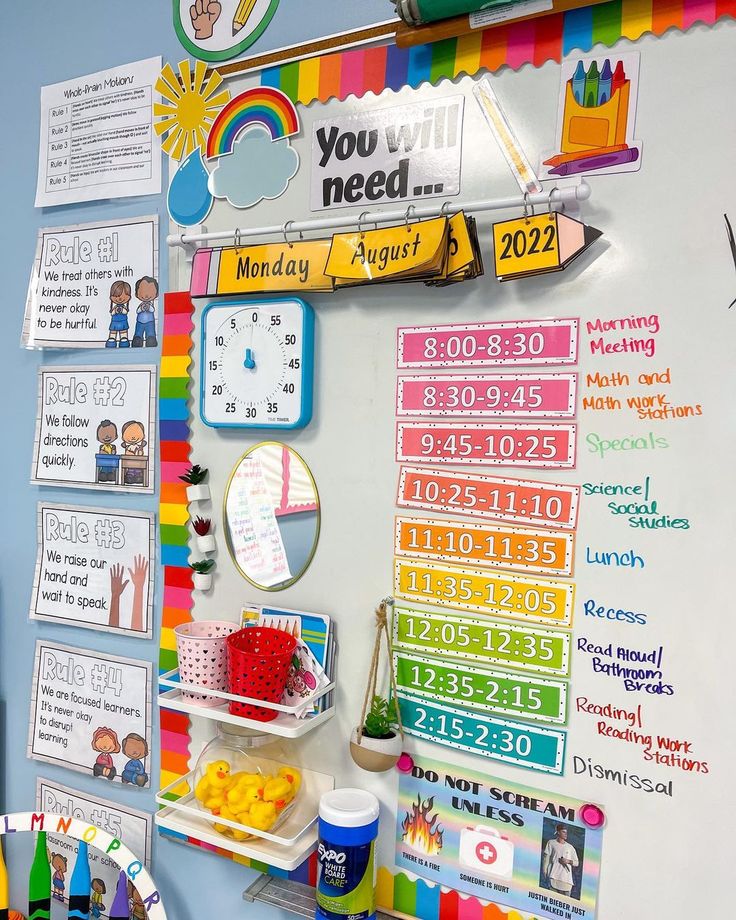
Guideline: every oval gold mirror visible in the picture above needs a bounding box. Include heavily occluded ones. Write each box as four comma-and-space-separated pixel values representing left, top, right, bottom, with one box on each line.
224, 442, 320, 591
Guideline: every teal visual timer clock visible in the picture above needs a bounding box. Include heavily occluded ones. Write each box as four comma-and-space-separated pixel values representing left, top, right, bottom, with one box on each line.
200, 298, 315, 429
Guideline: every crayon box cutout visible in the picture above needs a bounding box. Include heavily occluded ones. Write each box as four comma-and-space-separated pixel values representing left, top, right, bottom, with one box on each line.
561, 79, 630, 153
459, 826, 514, 880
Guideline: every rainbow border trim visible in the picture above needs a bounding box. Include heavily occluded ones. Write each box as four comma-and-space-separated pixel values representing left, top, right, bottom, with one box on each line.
156, 291, 317, 883
260, 0, 735, 104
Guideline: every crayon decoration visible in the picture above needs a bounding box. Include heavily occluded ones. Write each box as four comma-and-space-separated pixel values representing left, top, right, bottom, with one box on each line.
0, 838, 8, 920
611, 59, 626, 95
584, 60, 599, 107
571, 60, 586, 105
67, 841, 91, 919
28, 831, 51, 920
598, 59, 612, 105
109, 872, 129, 920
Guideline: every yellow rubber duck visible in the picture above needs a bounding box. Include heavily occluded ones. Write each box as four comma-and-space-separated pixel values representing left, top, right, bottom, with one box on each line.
248, 800, 277, 832
263, 776, 292, 810
227, 779, 263, 811
194, 760, 232, 811
278, 766, 302, 799
218, 805, 254, 841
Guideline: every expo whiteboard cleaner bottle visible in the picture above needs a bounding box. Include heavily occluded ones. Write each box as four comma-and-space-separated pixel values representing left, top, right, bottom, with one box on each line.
316, 789, 380, 920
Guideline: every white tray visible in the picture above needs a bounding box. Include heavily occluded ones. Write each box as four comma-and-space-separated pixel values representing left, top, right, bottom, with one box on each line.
158, 668, 335, 738
156, 765, 333, 847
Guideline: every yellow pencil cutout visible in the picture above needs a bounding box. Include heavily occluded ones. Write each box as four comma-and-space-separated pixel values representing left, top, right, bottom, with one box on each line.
233, 0, 258, 35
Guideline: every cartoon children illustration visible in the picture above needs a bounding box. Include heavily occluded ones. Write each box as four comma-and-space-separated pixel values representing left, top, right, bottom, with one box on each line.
92, 726, 121, 780
121, 733, 149, 787
91, 878, 106, 918
132, 276, 158, 348
51, 852, 68, 902
97, 420, 118, 454
121, 420, 147, 456
128, 880, 147, 919
106, 280, 132, 349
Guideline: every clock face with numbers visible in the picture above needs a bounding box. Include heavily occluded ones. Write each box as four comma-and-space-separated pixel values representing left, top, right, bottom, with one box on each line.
200, 298, 314, 429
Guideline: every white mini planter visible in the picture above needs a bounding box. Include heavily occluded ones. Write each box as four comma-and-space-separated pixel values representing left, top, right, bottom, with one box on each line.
349, 727, 403, 773
195, 533, 216, 554
187, 483, 211, 503
192, 572, 213, 591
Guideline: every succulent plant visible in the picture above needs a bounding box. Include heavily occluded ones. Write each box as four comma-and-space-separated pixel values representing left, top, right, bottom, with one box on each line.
189, 559, 215, 575
179, 464, 208, 485
193, 516, 212, 536
363, 694, 399, 740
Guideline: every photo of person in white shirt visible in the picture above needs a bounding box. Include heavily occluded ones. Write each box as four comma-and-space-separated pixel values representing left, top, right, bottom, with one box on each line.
541, 823, 581, 899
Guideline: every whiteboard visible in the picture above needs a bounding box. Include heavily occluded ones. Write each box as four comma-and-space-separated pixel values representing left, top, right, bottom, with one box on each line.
169, 22, 734, 918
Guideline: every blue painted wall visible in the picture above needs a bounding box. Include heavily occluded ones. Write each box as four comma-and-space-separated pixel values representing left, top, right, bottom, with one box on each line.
0, 2, 386, 916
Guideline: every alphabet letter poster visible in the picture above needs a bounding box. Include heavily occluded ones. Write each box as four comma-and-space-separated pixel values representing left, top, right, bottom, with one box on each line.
31, 365, 157, 493
28, 641, 153, 788
30, 503, 155, 638
37, 778, 152, 906
22, 215, 159, 350
311, 95, 464, 211
396, 755, 604, 918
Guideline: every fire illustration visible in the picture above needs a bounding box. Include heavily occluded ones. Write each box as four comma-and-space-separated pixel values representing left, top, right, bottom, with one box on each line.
401, 795, 444, 855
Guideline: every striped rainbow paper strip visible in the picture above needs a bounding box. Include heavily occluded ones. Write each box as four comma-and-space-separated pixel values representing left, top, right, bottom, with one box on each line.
156, 291, 318, 885
260, 0, 735, 103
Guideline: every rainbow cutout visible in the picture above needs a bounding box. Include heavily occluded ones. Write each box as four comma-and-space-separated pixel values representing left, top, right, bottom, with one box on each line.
206, 87, 300, 159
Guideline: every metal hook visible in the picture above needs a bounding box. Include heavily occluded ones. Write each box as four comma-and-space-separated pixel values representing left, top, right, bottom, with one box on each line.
405, 205, 417, 231
233, 228, 242, 250
440, 201, 453, 218
523, 193, 535, 224
283, 220, 300, 248
548, 187, 564, 217
358, 211, 374, 239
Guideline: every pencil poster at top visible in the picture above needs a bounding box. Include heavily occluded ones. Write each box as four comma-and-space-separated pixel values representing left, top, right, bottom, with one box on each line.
540, 51, 642, 179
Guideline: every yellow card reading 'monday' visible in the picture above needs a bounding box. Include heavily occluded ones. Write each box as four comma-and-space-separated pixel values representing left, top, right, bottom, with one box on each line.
326, 217, 449, 283
191, 241, 335, 297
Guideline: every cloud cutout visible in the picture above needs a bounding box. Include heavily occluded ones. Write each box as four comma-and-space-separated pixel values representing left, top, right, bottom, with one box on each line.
207, 126, 299, 209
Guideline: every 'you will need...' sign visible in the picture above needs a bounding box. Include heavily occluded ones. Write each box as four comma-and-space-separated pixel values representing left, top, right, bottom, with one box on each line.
311, 96, 464, 211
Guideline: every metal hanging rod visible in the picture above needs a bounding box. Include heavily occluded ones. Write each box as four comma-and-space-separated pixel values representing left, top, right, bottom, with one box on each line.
167, 180, 591, 250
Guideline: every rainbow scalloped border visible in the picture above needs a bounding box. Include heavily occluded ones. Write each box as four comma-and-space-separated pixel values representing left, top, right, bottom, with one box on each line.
156, 291, 318, 883
259, 0, 735, 104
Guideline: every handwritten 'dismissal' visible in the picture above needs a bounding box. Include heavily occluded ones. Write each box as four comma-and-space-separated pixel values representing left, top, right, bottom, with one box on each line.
31, 365, 157, 493
30, 503, 155, 638
28, 641, 152, 788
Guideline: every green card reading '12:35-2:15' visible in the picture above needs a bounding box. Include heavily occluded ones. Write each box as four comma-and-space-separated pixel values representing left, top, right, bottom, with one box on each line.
393, 649, 569, 724
393, 606, 571, 676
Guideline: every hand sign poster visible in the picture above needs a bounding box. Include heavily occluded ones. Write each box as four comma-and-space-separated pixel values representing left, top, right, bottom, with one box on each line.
174, 0, 281, 62
30, 503, 155, 638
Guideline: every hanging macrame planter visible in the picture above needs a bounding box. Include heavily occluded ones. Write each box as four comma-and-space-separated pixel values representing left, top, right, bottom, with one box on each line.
350, 599, 405, 773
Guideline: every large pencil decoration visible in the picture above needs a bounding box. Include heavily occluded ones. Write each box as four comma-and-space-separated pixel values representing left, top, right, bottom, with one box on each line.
28, 831, 51, 920
67, 841, 91, 919
109, 871, 129, 920
0, 838, 9, 920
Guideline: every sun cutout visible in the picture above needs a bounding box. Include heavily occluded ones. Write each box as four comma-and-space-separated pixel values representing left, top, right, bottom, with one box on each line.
154, 59, 231, 160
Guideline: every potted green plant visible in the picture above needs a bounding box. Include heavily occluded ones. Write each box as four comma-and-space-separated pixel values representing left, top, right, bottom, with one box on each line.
350, 694, 403, 772
193, 516, 216, 554
190, 559, 215, 591
180, 464, 210, 503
